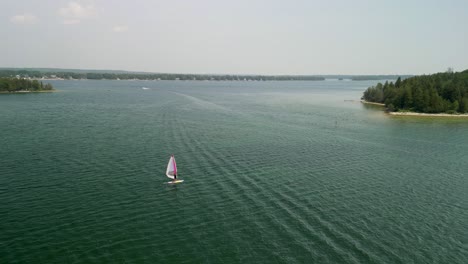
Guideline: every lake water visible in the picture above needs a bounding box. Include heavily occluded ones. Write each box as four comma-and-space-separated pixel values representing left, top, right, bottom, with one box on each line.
1, 80, 467, 263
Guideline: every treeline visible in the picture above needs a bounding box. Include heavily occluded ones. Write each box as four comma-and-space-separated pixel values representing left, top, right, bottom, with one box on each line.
0, 77, 53, 92
362, 70, 468, 113
0, 69, 325, 81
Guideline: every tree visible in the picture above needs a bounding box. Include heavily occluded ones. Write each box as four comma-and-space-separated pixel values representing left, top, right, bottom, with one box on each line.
395, 77, 402, 88
453, 100, 459, 112
32, 80, 40, 91
460, 98, 468, 113
403, 86, 413, 108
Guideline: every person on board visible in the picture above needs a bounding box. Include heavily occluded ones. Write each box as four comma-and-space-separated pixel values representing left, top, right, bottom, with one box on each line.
170, 154, 177, 182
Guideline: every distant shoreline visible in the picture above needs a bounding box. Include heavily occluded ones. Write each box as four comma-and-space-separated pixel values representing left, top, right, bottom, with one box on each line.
1, 68, 412, 82
0, 90, 55, 94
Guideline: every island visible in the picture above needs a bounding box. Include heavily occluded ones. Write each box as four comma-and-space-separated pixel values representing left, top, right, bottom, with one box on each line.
0, 77, 54, 93
361, 69, 468, 116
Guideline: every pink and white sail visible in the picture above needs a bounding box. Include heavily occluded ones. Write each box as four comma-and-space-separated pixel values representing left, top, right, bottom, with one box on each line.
166, 155, 177, 179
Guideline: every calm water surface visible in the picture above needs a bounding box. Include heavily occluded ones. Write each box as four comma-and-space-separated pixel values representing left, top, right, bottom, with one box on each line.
1, 80, 467, 263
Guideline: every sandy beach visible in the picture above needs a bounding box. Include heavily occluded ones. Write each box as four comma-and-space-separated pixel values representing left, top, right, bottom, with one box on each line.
361, 100, 468, 117
388, 112, 468, 117
360, 100, 385, 106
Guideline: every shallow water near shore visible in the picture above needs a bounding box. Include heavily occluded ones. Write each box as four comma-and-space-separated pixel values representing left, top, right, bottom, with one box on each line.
1, 80, 467, 263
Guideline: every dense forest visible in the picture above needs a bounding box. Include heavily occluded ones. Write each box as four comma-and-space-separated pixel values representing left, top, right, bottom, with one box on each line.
362, 69, 468, 113
0, 69, 325, 81
0, 78, 54, 92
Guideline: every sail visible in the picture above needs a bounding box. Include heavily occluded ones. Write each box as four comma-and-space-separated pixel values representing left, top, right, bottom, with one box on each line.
166, 155, 177, 179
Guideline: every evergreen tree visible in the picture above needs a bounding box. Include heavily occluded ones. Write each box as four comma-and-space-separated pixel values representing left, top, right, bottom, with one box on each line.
395, 77, 402, 88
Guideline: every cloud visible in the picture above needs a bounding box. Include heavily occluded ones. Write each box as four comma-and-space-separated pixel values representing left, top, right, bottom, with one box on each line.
58, 1, 96, 24
10, 14, 37, 24
113, 26, 129, 33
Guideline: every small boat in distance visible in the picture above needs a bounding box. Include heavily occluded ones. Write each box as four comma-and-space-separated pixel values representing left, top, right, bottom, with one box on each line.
166, 155, 184, 184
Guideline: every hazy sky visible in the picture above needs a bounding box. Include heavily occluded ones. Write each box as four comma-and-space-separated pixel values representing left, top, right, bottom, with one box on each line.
1, 0, 467, 75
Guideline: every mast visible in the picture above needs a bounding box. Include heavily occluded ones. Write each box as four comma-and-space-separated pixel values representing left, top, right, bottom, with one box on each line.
172, 155, 177, 177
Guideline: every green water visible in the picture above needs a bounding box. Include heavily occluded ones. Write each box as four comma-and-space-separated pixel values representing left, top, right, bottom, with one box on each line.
1, 80, 467, 263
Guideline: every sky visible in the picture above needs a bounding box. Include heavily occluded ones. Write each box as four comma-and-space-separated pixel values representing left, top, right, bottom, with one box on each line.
1, 0, 467, 75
